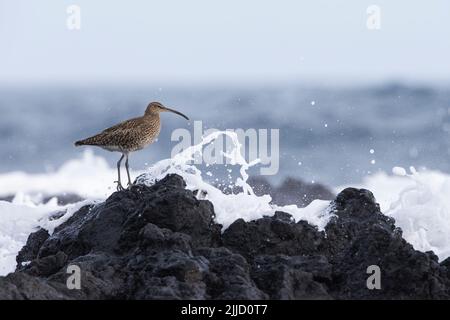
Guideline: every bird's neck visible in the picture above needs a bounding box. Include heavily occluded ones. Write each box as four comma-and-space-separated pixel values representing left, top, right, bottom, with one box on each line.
143, 112, 161, 127
144, 110, 160, 119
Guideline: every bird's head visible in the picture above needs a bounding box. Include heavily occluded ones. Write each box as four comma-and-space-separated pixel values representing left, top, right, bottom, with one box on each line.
145, 102, 189, 120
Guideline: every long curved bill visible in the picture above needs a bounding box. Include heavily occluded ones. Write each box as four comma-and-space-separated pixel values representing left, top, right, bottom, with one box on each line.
164, 107, 189, 120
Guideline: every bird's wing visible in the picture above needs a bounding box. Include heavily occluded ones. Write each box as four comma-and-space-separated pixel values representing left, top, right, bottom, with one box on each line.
101, 117, 141, 133
76, 118, 144, 147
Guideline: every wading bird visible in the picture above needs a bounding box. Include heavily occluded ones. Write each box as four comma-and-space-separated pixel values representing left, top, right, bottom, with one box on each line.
75, 102, 189, 191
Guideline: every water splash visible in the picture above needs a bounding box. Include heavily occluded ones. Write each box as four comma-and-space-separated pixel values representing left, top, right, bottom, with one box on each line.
386, 166, 450, 260
138, 131, 332, 230
0, 196, 96, 276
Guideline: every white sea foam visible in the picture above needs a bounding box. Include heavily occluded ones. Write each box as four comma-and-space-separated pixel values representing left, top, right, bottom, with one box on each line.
0, 196, 96, 276
138, 131, 332, 230
0, 149, 144, 199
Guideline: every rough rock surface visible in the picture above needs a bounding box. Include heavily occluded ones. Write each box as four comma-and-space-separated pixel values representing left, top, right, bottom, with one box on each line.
1, 174, 450, 300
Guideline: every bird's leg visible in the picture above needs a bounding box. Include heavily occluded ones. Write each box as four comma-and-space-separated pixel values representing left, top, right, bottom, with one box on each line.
125, 153, 132, 187
115, 154, 125, 191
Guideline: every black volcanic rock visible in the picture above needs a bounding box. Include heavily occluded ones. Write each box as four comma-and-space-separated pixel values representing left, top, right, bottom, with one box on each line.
16, 228, 50, 267
222, 211, 326, 259
250, 255, 332, 300
196, 247, 268, 300
324, 188, 450, 299
1, 176, 450, 300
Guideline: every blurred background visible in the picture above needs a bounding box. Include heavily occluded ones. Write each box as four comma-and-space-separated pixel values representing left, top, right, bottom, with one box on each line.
1, 0, 450, 186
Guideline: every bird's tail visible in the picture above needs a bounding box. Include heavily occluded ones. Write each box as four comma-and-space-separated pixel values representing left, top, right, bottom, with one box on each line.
74, 140, 85, 147
75, 138, 96, 147
74, 135, 102, 147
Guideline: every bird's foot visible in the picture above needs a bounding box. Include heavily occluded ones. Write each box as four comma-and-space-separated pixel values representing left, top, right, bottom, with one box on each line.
114, 181, 125, 191
127, 182, 135, 189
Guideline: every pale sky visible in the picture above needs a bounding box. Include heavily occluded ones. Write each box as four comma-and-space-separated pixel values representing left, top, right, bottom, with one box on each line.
1, 0, 449, 85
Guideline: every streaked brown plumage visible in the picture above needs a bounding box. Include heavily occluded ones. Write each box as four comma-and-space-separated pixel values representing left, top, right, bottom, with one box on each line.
75, 102, 189, 190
